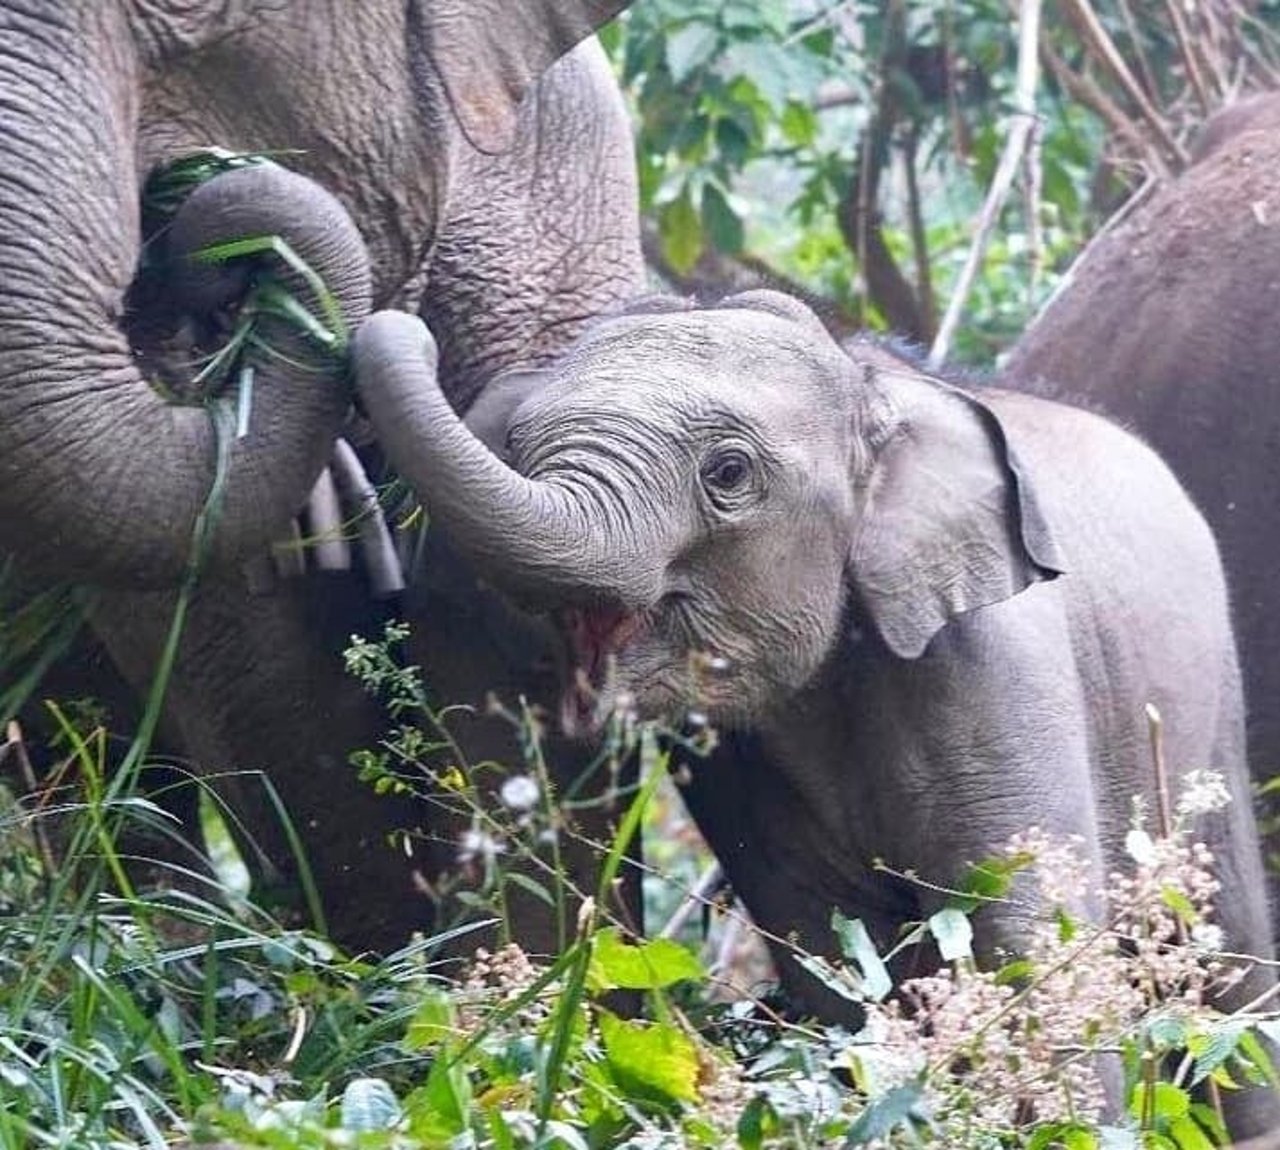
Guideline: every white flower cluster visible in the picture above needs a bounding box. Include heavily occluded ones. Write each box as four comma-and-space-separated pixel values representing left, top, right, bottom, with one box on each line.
850, 770, 1244, 1134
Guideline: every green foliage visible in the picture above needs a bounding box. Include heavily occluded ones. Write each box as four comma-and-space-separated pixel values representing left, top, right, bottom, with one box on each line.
609, 0, 1274, 363
5, 629, 1280, 1148
616, 0, 849, 275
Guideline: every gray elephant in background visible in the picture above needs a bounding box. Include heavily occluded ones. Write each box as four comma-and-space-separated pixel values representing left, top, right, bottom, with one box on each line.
1002, 95, 1280, 905
2, 1, 643, 948
354, 290, 1279, 1138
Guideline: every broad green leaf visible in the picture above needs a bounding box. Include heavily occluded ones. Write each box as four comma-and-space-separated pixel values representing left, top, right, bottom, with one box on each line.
198, 788, 251, 908
951, 851, 1034, 911
588, 927, 705, 992
780, 100, 818, 147
1129, 1081, 1190, 1123
1160, 887, 1199, 924
659, 188, 703, 274
844, 1081, 926, 1145
701, 182, 744, 253
405, 1051, 472, 1139
737, 1094, 778, 1149
995, 958, 1035, 985
1186, 1021, 1244, 1082
1187, 1103, 1227, 1145
599, 1011, 700, 1103
340, 1077, 402, 1132
1168, 1114, 1215, 1150
927, 907, 973, 962
1030, 1124, 1097, 1150
404, 988, 457, 1051
832, 912, 892, 1001
666, 22, 718, 83
1235, 1028, 1280, 1086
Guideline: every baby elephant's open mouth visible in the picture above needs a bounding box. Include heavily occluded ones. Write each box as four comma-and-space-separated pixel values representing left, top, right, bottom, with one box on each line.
557, 602, 646, 736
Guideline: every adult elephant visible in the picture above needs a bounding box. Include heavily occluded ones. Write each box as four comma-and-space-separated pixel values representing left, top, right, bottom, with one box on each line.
352, 290, 1279, 1138
1002, 96, 1280, 891
2, 2, 643, 950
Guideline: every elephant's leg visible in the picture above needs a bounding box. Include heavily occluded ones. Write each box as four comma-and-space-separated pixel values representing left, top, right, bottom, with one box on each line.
90, 571, 435, 952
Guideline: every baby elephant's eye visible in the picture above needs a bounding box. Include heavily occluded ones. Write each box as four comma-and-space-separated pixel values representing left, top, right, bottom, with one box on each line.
700, 449, 753, 494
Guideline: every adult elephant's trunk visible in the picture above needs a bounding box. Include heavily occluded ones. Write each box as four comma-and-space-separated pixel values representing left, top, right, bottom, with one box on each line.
0, 4, 371, 587
355, 311, 605, 600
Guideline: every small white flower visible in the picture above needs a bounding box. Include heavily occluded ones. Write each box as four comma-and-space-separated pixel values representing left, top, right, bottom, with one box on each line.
1125, 827, 1158, 866
1176, 769, 1232, 817
499, 774, 540, 813
1190, 922, 1225, 952
457, 828, 505, 865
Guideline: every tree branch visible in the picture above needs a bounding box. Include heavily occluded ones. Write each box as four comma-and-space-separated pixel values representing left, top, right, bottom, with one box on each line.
927, 0, 1043, 368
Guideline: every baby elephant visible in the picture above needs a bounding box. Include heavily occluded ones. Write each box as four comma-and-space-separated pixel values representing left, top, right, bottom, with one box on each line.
355, 291, 1278, 1136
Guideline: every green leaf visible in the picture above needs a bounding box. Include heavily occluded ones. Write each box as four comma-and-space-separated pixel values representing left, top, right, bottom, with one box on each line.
1168, 1114, 1215, 1150
599, 1011, 700, 1103
780, 100, 818, 147
197, 788, 251, 908
1030, 1124, 1097, 1149
832, 912, 892, 1001
1185, 1021, 1243, 1082
340, 1077, 402, 1132
737, 1094, 778, 1149
406, 1052, 472, 1139
404, 988, 457, 1051
1147, 1015, 1191, 1051
659, 187, 703, 274
927, 907, 974, 962
714, 116, 754, 166
701, 182, 744, 253
588, 927, 705, 992
1129, 1082, 1190, 1123
844, 1081, 926, 1145
504, 870, 555, 908
1235, 1027, 1280, 1086
951, 851, 1034, 911
995, 958, 1035, 985
1187, 1103, 1226, 1145
1160, 887, 1199, 925
666, 22, 718, 83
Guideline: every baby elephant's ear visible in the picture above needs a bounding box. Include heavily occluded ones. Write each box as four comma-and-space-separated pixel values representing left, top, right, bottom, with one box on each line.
464, 369, 553, 455
848, 370, 1064, 659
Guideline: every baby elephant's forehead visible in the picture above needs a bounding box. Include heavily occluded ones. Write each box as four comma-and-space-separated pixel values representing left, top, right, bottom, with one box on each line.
563, 311, 843, 400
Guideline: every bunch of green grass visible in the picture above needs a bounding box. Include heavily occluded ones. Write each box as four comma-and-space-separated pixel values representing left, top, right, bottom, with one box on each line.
0, 705, 503, 1149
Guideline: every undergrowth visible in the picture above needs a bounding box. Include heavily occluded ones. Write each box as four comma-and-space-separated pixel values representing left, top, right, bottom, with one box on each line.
4, 623, 1280, 1149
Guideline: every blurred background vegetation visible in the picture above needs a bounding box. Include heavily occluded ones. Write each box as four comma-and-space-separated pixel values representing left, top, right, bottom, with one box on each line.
600, 0, 1280, 366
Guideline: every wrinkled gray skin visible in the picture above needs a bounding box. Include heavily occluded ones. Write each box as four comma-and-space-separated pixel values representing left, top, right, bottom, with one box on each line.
3, 1, 642, 948
355, 290, 1279, 1138
1003, 96, 1280, 930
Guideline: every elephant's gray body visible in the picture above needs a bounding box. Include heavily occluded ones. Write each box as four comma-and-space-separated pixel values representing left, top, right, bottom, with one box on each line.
354, 291, 1278, 1137
687, 388, 1262, 998
2, 2, 642, 947
1002, 99, 1280, 911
